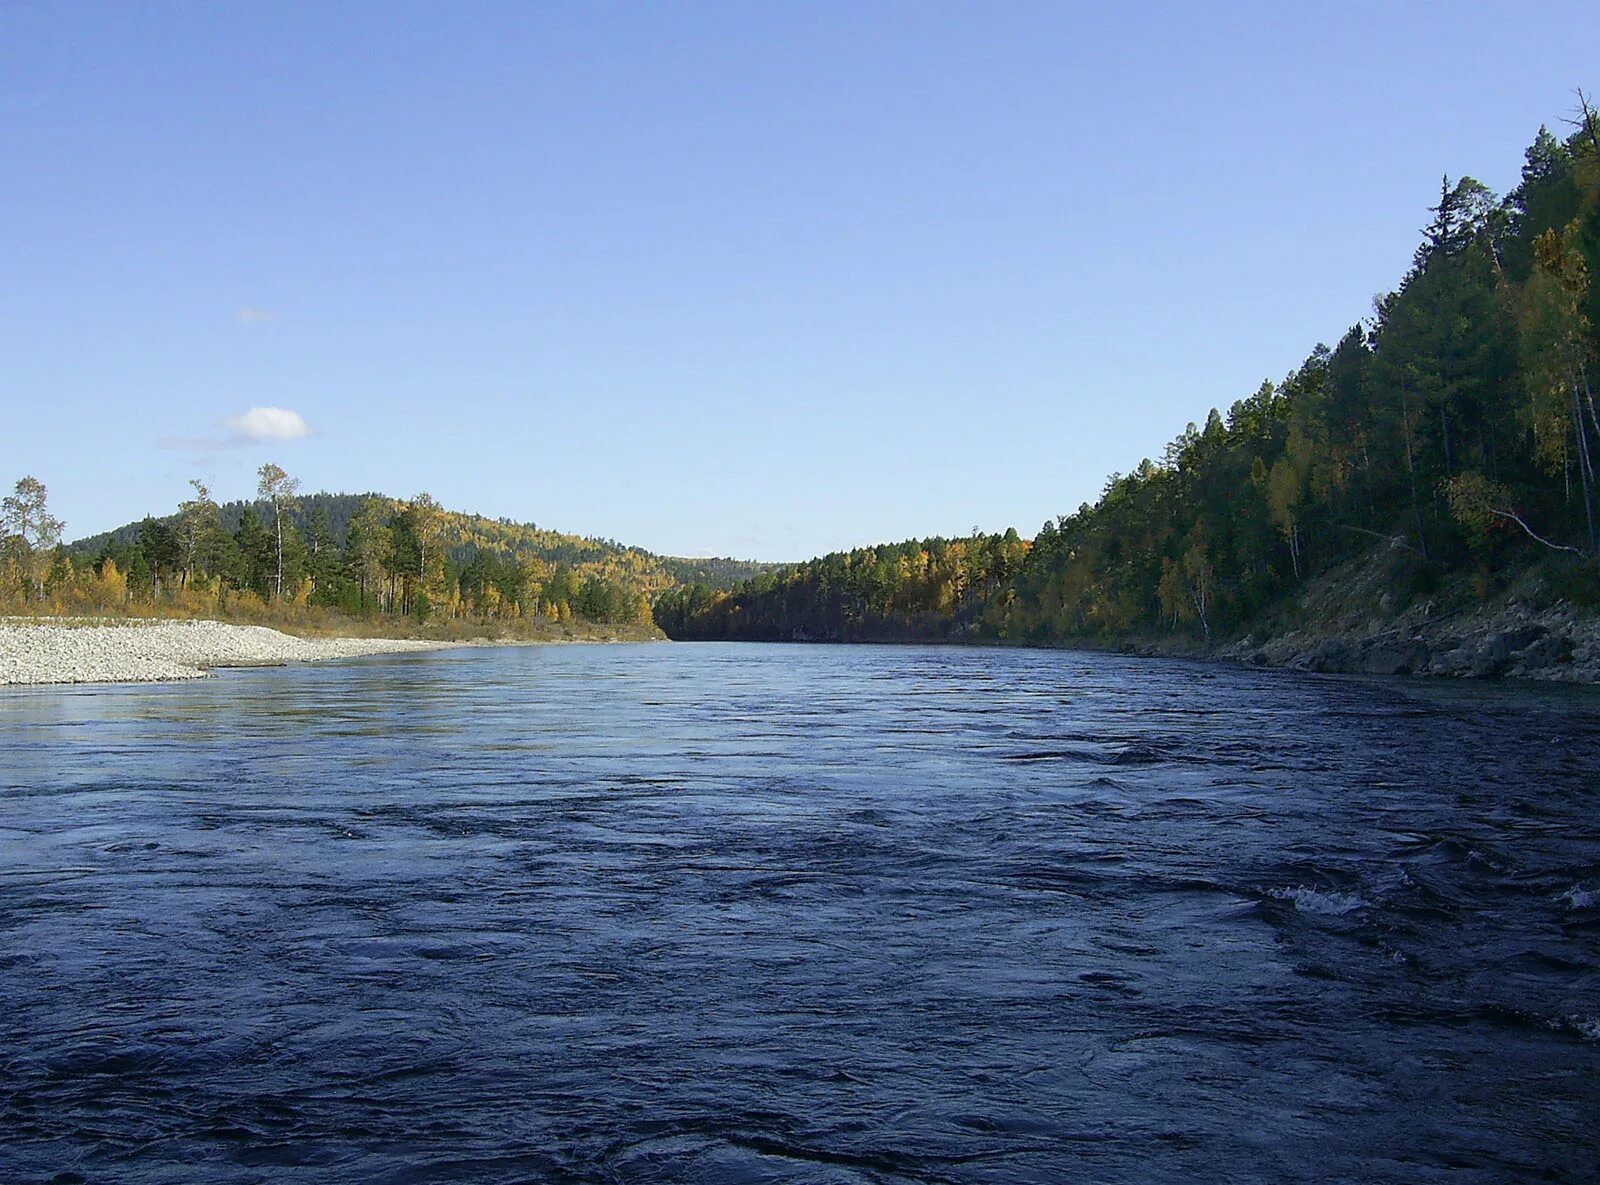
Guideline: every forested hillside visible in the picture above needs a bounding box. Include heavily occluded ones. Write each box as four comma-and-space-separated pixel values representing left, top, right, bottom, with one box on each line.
7, 478, 772, 631
658, 104, 1600, 651
69, 494, 772, 590
654, 531, 1029, 641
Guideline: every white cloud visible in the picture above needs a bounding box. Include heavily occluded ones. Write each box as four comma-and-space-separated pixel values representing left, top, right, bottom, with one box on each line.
236, 306, 277, 324
226, 407, 313, 442
158, 406, 316, 451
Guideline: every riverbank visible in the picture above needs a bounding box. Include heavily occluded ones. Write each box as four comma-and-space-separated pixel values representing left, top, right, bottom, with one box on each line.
0, 618, 460, 685
1094, 547, 1600, 683
0, 617, 670, 686
1219, 596, 1600, 682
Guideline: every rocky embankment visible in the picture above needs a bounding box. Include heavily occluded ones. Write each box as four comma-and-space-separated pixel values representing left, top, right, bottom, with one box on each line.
0, 619, 451, 686
1217, 548, 1600, 682
1225, 601, 1600, 682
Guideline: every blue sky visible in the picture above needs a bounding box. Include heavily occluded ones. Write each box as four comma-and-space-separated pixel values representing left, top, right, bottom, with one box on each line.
4, 2, 1596, 560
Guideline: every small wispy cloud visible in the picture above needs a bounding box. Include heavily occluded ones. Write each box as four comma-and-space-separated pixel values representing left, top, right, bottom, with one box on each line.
236, 306, 277, 324
159, 406, 315, 451
227, 406, 312, 442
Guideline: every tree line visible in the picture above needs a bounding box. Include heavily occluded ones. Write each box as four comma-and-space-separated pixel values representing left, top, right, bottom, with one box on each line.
657, 101, 1600, 646
2, 466, 658, 626
653, 531, 1028, 640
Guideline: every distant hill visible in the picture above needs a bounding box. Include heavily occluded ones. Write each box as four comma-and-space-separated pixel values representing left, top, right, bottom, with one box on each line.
70, 492, 378, 556
68, 492, 780, 596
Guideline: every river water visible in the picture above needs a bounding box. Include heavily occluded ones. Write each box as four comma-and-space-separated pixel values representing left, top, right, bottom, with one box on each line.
2, 643, 1597, 1183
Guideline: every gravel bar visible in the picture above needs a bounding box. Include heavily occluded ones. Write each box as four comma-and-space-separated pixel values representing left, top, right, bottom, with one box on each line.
0, 619, 451, 685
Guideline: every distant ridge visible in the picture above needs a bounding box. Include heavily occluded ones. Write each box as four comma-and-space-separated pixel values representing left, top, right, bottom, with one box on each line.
69, 491, 780, 596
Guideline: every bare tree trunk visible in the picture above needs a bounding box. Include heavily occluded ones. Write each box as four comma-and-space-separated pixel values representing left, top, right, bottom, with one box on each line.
1580, 360, 1600, 447
1401, 384, 1429, 559
1573, 89, 1600, 161
1571, 386, 1598, 556
1475, 502, 1588, 557
1336, 525, 1426, 556
1361, 440, 1377, 524
1188, 572, 1211, 645
274, 501, 284, 600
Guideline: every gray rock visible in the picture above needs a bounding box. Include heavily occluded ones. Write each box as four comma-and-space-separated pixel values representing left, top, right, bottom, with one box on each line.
1361, 642, 1429, 676
1468, 647, 1505, 678
1499, 625, 1549, 653
1511, 633, 1573, 671
1298, 639, 1355, 672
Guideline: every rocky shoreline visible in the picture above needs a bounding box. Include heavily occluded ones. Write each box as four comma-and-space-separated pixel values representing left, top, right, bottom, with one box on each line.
1220, 599, 1600, 682
0, 619, 453, 686
1054, 547, 1600, 684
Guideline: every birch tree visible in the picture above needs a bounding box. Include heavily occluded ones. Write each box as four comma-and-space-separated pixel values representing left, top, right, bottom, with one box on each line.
2, 476, 65, 599
175, 479, 220, 590
256, 462, 301, 600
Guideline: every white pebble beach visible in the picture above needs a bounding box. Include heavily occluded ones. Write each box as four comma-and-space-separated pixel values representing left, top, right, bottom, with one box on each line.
0, 619, 452, 686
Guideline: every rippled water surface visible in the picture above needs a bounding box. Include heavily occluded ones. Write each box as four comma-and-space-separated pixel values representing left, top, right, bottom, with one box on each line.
3, 643, 1599, 1183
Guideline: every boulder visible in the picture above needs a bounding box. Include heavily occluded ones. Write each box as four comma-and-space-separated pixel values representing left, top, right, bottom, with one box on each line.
1498, 625, 1549, 654
1467, 645, 1505, 678
1297, 639, 1355, 672
1361, 641, 1429, 676
1511, 633, 1573, 672
1428, 648, 1474, 677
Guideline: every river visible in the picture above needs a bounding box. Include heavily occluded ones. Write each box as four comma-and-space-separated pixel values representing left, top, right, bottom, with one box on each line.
2, 643, 1597, 1183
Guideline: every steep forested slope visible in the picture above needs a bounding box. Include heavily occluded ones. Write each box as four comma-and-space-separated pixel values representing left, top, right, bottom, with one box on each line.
658, 107, 1600, 663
